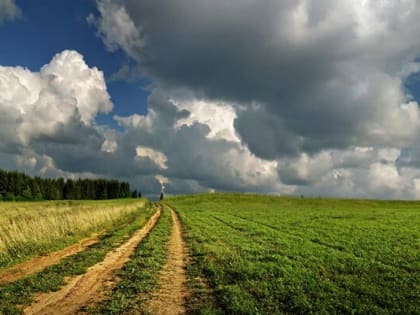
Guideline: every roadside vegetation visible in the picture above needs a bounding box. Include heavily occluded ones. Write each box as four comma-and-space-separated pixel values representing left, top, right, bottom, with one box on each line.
168, 193, 420, 314
0, 201, 154, 314
0, 199, 147, 269
91, 204, 172, 314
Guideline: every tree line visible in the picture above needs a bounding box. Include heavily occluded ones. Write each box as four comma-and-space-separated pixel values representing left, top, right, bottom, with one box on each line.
0, 169, 137, 201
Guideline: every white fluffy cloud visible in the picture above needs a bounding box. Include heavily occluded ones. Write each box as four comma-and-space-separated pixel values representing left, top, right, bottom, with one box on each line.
277, 147, 420, 199
112, 88, 285, 194
3, 1, 420, 199
0, 50, 112, 146
40, 51, 113, 124
136, 146, 168, 170
0, 50, 122, 188
0, 53, 284, 196
173, 98, 240, 142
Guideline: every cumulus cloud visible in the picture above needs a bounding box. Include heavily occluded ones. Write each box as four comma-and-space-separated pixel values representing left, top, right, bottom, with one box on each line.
112, 88, 284, 194
87, 0, 144, 58
0, 50, 122, 186
4, 1, 420, 199
0, 50, 112, 147
276, 147, 420, 199
173, 98, 240, 143
0, 0, 20, 22
41, 51, 113, 124
81, 0, 420, 198
101, 139, 118, 153
136, 146, 168, 170
0, 51, 283, 196
90, 1, 420, 154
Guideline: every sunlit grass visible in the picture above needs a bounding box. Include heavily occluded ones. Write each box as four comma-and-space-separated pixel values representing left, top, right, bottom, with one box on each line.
168, 193, 420, 314
0, 199, 147, 268
0, 203, 155, 314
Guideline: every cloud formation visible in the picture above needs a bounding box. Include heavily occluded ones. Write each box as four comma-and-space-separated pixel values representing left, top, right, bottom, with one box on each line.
0, 50, 112, 147
0, 50, 117, 182
0, 51, 283, 197
92, 0, 420, 154
82, 0, 420, 198
3, 1, 420, 199
87, 0, 144, 58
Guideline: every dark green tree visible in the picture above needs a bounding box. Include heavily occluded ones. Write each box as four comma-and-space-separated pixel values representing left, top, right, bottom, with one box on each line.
0, 168, 132, 201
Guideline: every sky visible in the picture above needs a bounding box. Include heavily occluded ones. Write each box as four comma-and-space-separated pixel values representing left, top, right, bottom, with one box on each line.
1, 0, 420, 199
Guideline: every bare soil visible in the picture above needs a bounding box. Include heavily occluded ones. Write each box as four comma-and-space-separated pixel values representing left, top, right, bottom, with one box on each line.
0, 233, 100, 285
23, 206, 161, 315
148, 205, 189, 315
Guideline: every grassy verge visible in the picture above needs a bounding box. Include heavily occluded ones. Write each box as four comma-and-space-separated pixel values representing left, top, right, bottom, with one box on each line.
0, 199, 147, 269
0, 202, 154, 315
90, 204, 172, 315
167, 193, 420, 314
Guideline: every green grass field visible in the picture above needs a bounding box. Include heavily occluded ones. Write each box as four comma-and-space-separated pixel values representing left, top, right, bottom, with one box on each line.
0, 194, 419, 314
167, 193, 420, 314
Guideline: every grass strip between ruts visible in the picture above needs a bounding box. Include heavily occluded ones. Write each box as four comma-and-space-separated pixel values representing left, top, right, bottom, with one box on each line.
0, 203, 155, 315
89, 204, 172, 314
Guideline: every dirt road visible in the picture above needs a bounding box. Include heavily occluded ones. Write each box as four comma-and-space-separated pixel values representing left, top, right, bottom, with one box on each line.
0, 233, 100, 286
148, 205, 189, 315
24, 206, 161, 315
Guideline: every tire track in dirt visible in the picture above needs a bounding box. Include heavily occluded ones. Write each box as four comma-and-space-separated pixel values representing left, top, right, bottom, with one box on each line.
0, 233, 101, 286
24, 206, 161, 315
148, 205, 189, 315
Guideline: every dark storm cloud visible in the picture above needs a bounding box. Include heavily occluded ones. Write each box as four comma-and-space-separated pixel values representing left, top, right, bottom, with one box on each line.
3, 1, 420, 199
122, 0, 343, 110
94, 0, 420, 160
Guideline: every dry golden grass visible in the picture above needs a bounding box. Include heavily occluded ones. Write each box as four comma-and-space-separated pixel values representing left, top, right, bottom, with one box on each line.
0, 199, 146, 268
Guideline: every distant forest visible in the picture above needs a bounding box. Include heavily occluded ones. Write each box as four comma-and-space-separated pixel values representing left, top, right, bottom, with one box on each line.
0, 169, 137, 201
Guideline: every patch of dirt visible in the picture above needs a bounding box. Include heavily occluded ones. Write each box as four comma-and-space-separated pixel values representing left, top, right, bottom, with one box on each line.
148, 205, 189, 315
0, 233, 101, 286
23, 206, 161, 315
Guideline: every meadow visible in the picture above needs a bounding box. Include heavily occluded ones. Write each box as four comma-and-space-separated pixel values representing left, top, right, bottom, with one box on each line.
0, 199, 147, 269
0, 200, 154, 314
167, 193, 420, 314
0, 194, 419, 314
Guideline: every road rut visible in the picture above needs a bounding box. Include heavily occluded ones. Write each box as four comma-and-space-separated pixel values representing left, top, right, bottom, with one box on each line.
148, 205, 189, 315
0, 234, 100, 286
24, 206, 161, 315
